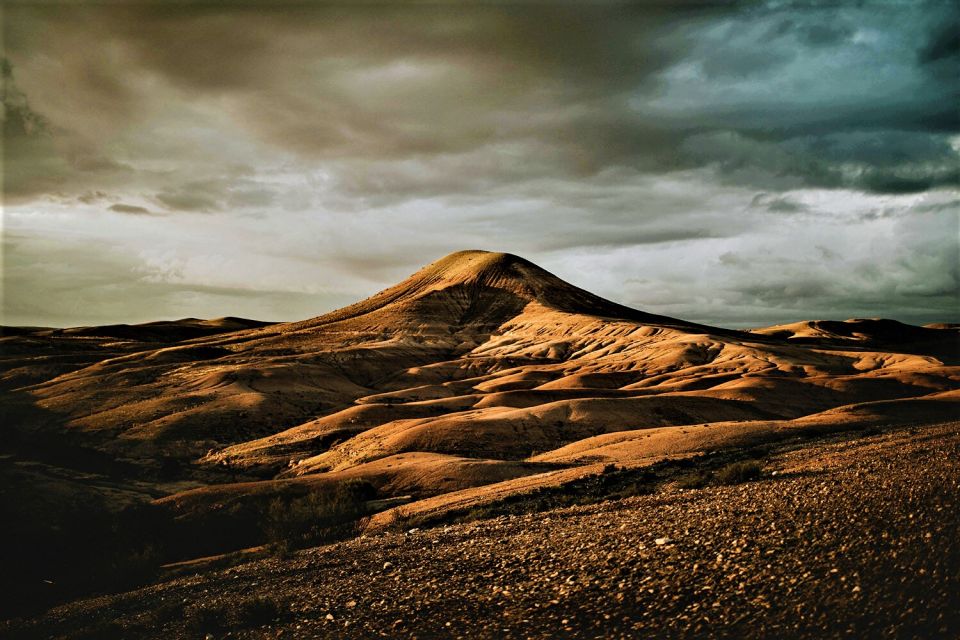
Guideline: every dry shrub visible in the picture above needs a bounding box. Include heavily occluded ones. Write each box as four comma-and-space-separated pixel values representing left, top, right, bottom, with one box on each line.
714, 460, 762, 485
264, 479, 376, 553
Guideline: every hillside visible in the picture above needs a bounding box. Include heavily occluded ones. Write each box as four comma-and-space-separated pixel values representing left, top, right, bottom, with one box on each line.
7, 422, 959, 639
1, 250, 957, 623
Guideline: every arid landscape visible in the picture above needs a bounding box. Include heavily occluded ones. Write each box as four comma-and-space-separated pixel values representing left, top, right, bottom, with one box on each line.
5, 0, 959, 636
2, 250, 958, 638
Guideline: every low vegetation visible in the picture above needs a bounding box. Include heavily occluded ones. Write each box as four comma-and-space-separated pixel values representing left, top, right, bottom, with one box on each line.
391, 454, 771, 532
713, 460, 763, 485
0, 497, 172, 619
264, 479, 377, 554
185, 595, 286, 634
675, 459, 764, 488
1, 475, 381, 619
674, 471, 711, 489
69, 593, 288, 638
391, 465, 661, 531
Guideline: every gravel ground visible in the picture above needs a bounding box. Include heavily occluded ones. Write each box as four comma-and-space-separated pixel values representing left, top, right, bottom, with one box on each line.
6, 423, 959, 639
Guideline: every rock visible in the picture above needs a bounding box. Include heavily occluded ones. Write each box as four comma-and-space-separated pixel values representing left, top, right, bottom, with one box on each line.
12, 423, 957, 640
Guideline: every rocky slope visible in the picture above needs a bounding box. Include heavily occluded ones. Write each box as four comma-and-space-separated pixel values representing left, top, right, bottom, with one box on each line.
6, 422, 958, 639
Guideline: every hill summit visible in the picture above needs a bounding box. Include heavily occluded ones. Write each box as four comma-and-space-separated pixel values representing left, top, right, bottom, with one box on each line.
295, 250, 680, 332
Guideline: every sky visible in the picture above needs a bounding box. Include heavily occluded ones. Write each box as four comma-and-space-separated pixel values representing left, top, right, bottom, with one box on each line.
2, 0, 958, 328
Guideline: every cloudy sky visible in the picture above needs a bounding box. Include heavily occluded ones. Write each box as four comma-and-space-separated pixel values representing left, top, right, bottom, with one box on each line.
3, 1, 958, 328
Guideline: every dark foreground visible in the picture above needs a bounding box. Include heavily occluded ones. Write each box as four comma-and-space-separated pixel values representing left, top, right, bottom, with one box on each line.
5, 422, 959, 639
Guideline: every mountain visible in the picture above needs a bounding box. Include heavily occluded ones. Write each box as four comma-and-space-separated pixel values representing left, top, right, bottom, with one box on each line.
4, 248, 956, 469
287, 249, 693, 332
1, 250, 957, 617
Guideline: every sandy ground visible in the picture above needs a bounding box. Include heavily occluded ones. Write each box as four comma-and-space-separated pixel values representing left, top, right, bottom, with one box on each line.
7, 421, 958, 640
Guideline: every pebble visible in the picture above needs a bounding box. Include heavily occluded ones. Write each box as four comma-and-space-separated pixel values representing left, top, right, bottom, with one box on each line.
12, 424, 959, 640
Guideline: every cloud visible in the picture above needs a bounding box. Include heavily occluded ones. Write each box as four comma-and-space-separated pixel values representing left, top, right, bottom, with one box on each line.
2, 1, 958, 327
1, 227, 358, 327
77, 191, 109, 204
750, 193, 808, 214
6, 2, 958, 204
155, 188, 221, 213
917, 13, 960, 65
108, 203, 152, 215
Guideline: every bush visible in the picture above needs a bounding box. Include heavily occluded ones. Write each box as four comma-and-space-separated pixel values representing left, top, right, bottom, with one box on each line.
72, 620, 126, 640
263, 480, 376, 552
608, 480, 655, 499
184, 595, 285, 633
184, 604, 226, 634
149, 601, 184, 625
403, 467, 660, 530
236, 595, 284, 627
714, 460, 762, 485
675, 472, 710, 490
110, 543, 163, 589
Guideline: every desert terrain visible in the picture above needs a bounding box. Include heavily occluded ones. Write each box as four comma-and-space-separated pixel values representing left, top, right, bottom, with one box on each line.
2, 250, 958, 637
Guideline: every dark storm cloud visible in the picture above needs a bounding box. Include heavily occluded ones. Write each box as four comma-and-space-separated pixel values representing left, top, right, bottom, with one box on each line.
795, 23, 854, 48
3, 1, 958, 327
5, 1, 957, 203
108, 203, 153, 215
2, 60, 69, 200
858, 169, 960, 195
917, 14, 960, 64
2, 58, 138, 202
150, 175, 279, 213
78, 191, 109, 205
750, 193, 808, 214
0, 3, 726, 206
766, 14, 855, 48
155, 186, 222, 213
652, 5, 957, 192
537, 227, 722, 252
